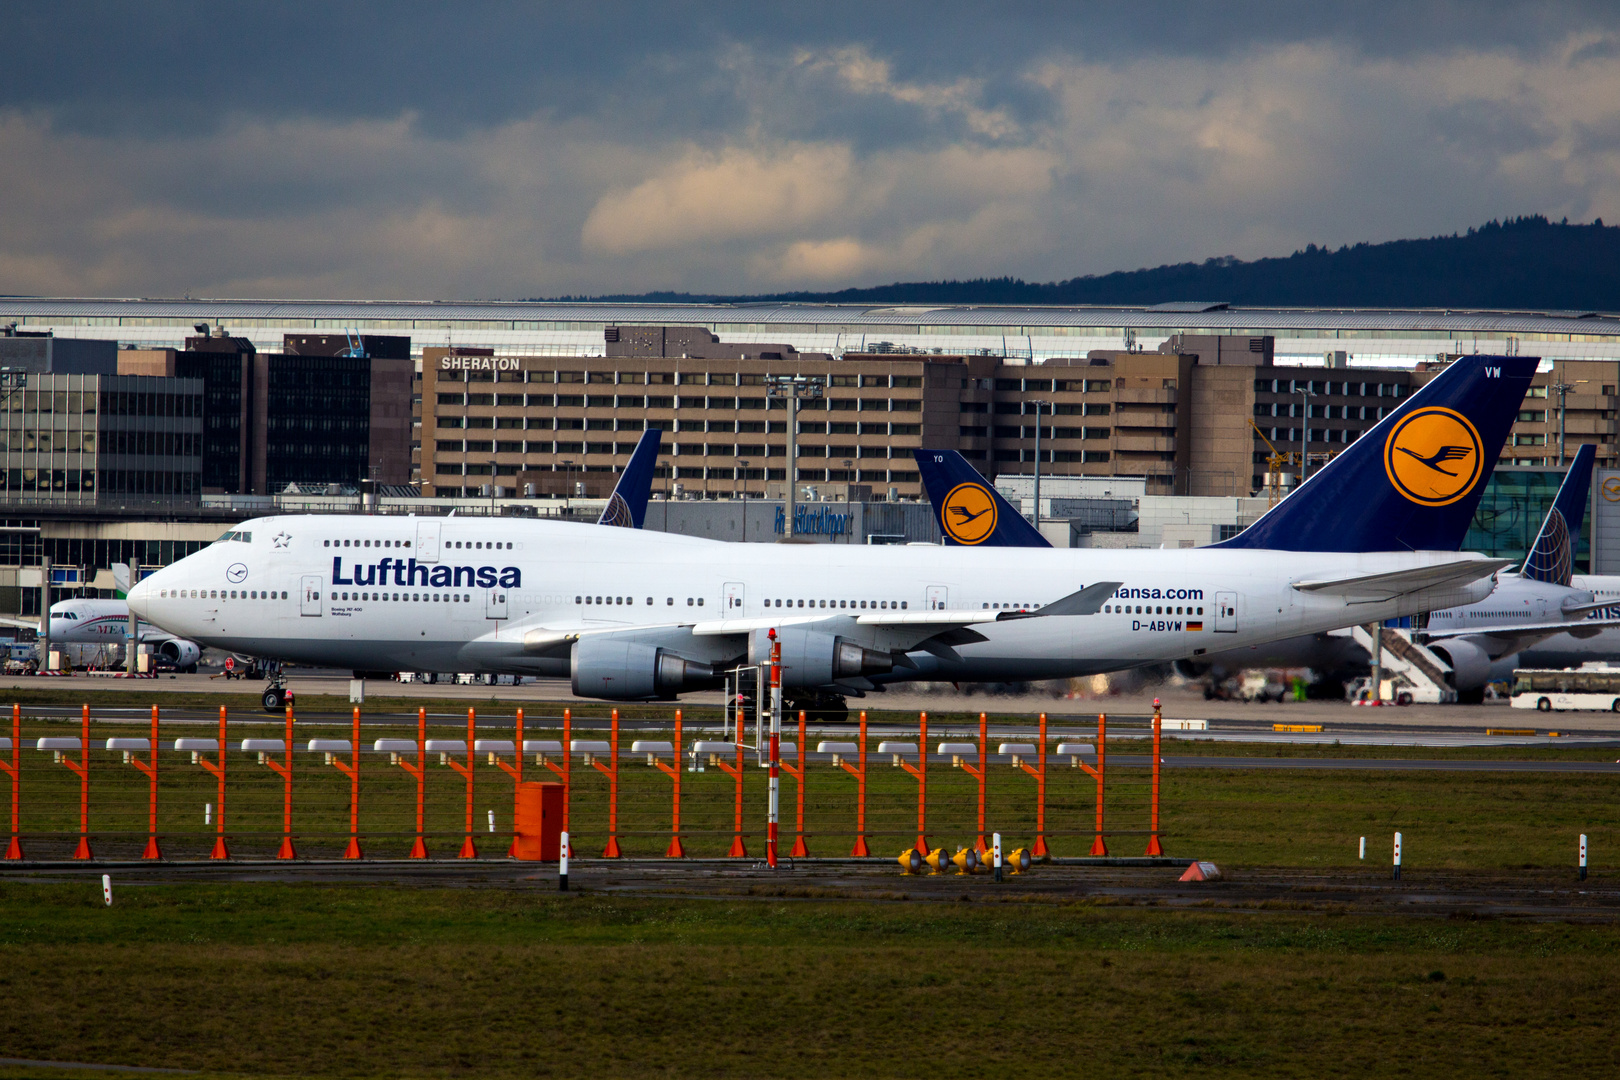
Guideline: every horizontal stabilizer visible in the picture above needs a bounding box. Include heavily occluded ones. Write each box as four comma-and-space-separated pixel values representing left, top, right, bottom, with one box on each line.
1293, 559, 1513, 602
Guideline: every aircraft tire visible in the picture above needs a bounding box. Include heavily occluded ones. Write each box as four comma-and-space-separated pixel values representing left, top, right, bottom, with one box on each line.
262, 687, 285, 713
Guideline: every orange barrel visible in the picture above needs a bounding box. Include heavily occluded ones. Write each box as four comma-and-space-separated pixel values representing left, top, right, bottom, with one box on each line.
514, 781, 565, 861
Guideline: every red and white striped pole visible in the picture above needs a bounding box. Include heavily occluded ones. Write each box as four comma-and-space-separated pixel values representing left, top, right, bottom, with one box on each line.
767, 629, 782, 868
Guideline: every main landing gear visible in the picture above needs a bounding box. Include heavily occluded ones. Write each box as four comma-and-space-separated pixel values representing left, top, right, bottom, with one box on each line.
261, 663, 293, 713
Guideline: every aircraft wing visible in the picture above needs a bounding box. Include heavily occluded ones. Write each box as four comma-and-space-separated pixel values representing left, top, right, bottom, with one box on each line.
1292, 559, 1515, 603
1423, 615, 1620, 657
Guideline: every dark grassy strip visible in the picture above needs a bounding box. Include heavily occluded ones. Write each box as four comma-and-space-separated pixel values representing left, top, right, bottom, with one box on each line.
1, 883, 1617, 1078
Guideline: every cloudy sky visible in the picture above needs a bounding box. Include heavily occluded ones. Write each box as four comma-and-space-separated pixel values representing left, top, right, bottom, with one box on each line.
3, 2, 1618, 299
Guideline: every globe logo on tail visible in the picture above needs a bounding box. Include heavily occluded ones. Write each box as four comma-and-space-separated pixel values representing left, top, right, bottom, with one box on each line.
1383, 407, 1483, 507
941, 482, 998, 544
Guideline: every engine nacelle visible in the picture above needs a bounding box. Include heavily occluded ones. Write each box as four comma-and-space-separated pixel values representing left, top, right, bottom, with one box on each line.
1429, 638, 1492, 692
157, 639, 201, 668
571, 638, 717, 700
749, 628, 894, 688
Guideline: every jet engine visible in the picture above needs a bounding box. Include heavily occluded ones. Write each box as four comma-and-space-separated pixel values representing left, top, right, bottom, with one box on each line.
156, 639, 201, 669
749, 628, 894, 688
1428, 638, 1492, 692
571, 637, 718, 700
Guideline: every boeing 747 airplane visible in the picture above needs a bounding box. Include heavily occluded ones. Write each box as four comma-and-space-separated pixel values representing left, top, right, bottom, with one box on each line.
127, 356, 1534, 712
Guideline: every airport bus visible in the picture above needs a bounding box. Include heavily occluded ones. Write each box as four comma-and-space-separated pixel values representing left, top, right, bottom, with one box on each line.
1511, 668, 1620, 712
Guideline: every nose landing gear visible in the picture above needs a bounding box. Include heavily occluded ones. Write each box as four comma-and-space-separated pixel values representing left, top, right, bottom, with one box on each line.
260, 663, 293, 713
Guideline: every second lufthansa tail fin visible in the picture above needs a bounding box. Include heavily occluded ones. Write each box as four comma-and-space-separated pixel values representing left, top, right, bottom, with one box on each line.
914, 449, 1051, 547
1521, 442, 1596, 585
1216, 354, 1537, 552
597, 428, 662, 529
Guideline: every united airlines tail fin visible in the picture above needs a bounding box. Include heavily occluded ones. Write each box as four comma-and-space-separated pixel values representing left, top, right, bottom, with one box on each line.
1216, 354, 1537, 552
597, 428, 662, 528
1521, 442, 1595, 585
914, 449, 1051, 547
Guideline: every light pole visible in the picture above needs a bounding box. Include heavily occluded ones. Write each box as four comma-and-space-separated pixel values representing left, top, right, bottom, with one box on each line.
560, 459, 573, 515
1551, 378, 1586, 466
843, 458, 853, 545
766, 376, 824, 540
488, 458, 498, 516
1029, 399, 1048, 528
1296, 386, 1315, 482
738, 458, 749, 541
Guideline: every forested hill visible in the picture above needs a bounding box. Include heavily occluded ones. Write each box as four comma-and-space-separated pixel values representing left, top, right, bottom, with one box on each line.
564, 217, 1620, 311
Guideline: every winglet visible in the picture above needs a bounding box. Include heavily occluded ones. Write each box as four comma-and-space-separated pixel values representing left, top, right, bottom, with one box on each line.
1215, 355, 1537, 552
1521, 442, 1596, 585
913, 449, 1051, 547
597, 428, 662, 528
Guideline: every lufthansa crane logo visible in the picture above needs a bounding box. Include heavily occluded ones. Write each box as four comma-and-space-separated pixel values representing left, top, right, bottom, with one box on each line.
1603, 476, 1620, 503
1383, 406, 1484, 507
941, 482, 998, 544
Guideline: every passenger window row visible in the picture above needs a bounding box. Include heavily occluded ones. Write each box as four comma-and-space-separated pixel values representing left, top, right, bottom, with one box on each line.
765, 598, 907, 610
160, 589, 288, 600
333, 592, 473, 603
326, 539, 410, 548
577, 596, 705, 607
1103, 604, 1203, 616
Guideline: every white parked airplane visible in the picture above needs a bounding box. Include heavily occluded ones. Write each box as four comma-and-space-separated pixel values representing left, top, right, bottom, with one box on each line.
47, 563, 203, 670
127, 356, 1535, 712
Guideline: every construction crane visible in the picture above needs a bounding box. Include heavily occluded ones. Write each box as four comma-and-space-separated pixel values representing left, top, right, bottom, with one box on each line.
1250, 420, 1299, 507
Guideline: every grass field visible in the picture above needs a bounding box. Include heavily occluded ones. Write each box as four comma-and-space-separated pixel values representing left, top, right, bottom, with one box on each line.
1, 882, 1617, 1078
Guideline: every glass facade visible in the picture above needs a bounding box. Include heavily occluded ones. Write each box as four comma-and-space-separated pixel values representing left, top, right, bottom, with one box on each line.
0, 374, 202, 506
1463, 467, 1587, 572
264, 356, 371, 489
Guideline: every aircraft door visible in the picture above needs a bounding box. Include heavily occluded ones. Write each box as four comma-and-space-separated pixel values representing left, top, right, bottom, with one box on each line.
415, 521, 441, 563
486, 587, 508, 620
1214, 591, 1238, 633
300, 575, 324, 617
926, 585, 949, 611
724, 581, 746, 613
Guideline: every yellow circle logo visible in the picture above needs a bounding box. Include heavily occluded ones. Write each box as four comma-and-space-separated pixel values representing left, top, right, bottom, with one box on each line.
1603, 477, 1620, 503
1383, 406, 1484, 507
941, 482, 998, 544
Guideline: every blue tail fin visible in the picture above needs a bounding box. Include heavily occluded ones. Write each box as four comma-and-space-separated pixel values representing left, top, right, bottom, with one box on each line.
1521, 442, 1595, 585
597, 428, 662, 528
1216, 354, 1537, 552
914, 449, 1051, 547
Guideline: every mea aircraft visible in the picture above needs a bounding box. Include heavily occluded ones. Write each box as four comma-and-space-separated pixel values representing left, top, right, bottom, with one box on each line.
129, 357, 1533, 713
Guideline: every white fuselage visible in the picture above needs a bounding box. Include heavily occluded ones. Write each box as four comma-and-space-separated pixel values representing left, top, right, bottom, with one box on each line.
124, 515, 1501, 690
47, 599, 173, 647
1510, 574, 1620, 670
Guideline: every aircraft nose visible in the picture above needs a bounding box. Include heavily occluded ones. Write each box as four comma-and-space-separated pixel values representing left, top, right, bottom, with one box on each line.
126, 575, 154, 618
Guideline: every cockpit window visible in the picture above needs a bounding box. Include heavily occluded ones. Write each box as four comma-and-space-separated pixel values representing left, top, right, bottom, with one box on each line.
59, 612, 77, 620
213, 530, 253, 544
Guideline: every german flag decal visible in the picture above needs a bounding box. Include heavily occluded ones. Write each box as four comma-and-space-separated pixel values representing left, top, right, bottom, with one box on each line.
1186, 621, 1204, 631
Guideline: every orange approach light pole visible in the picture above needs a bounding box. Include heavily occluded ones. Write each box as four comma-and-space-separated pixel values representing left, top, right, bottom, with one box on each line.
261, 705, 298, 860
58, 705, 94, 860
1088, 713, 1108, 856
896, 712, 929, 854
954, 712, 989, 853
444, 708, 479, 858
713, 698, 749, 858
330, 707, 364, 860
1145, 699, 1165, 856
2, 704, 21, 860
838, 711, 870, 857
1011, 712, 1050, 858
592, 709, 622, 858
492, 708, 524, 857
537, 709, 572, 858
649, 709, 685, 857
779, 709, 808, 858
392, 707, 428, 859
196, 706, 230, 860
127, 705, 162, 860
